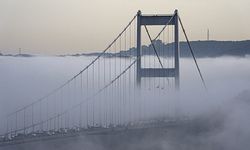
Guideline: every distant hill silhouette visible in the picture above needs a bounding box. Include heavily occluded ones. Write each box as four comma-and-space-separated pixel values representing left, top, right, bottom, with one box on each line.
179, 40, 250, 57
73, 40, 250, 58
1, 40, 249, 58
0, 53, 34, 57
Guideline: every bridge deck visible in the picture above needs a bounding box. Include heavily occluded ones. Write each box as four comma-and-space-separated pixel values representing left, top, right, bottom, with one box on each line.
0, 119, 190, 147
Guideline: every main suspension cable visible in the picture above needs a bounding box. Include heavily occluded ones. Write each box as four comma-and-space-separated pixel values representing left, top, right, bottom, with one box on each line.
143, 14, 175, 69
178, 16, 207, 90
6, 14, 137, 118
144, 25, 164, 68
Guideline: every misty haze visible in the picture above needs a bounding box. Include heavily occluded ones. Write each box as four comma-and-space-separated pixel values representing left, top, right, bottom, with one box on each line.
1, 0, 250, 150
1, 54, 250, 150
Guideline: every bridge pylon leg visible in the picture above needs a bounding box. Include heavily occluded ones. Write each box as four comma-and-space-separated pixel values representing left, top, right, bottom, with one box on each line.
136, 10, 142, 89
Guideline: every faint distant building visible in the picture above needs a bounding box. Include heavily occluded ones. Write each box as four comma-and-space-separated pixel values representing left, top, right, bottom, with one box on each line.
19, 48, 22, 55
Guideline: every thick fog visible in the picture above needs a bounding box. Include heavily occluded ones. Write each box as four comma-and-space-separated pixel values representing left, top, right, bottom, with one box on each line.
0, 55, 250, 149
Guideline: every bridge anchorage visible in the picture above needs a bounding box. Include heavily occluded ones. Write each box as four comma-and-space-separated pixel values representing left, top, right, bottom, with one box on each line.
0, 9, 206, 147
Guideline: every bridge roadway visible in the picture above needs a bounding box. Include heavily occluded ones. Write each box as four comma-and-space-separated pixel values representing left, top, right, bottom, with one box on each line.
0, 118, 190, 147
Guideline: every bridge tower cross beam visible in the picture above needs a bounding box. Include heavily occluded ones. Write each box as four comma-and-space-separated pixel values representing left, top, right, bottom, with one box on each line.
136, 10, 180, 90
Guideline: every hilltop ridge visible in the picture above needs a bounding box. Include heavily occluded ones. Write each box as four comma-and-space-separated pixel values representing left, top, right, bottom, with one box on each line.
73, 40, 250, 58
1, 40, 250, 58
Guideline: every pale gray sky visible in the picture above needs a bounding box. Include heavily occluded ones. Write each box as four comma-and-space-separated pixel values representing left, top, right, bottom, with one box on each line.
0, 0, 249, 55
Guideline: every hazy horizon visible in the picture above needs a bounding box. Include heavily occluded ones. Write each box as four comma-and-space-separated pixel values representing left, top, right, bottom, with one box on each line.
1, 0, 250, 55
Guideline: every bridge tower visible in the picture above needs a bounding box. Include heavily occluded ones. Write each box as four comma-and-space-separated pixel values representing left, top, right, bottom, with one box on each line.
136, 10, 180, 90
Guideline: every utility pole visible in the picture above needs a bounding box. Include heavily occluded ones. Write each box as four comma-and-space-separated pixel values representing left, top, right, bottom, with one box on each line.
207, 29, 210, 41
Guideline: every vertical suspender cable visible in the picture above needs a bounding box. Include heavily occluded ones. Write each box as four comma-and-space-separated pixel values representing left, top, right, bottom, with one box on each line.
92, 64, 95, 126
86, 67, 89, 128
15, 112, 18, 135
46, 98, 49, 130
129, 22, 132, 123
23, 109, 25, 134
80, 74, 83, 128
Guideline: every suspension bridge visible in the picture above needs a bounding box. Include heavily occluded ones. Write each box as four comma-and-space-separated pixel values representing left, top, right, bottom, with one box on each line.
0, 10, 206, 147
